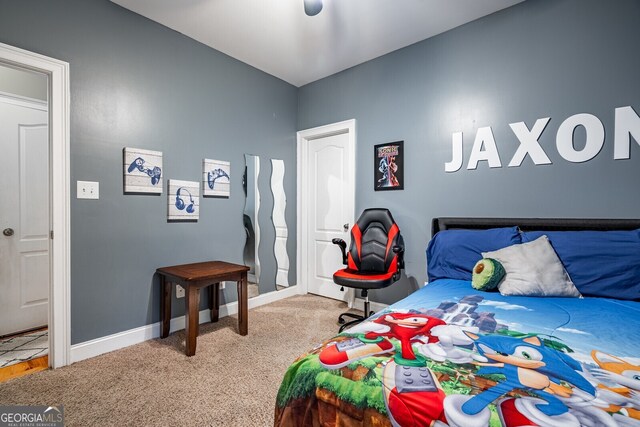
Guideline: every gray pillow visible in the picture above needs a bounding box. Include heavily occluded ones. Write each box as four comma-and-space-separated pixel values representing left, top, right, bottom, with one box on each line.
482, 235, 582, 297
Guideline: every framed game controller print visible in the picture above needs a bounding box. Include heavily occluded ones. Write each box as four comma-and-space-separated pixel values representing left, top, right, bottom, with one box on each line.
168, 179, 199, 221
123, 147, 163, 194
202, 158, 230, 198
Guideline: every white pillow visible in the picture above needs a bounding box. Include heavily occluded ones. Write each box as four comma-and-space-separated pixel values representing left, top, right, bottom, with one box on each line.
482, 235, 581, 298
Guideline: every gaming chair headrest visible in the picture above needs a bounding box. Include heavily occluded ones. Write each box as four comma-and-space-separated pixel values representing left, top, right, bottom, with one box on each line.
356, 208, 396, 232
349, 208, 402, 273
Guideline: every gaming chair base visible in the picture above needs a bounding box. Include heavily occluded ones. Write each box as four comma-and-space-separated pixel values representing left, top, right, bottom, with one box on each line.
338, 311, 374, 332
337, 298, 373, 333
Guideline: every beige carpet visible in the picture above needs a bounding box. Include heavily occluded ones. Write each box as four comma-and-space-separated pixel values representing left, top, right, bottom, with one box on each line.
0, 294, 358, 426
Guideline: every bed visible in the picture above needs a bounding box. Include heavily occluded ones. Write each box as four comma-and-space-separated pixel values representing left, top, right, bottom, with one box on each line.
274, 218, 640, 427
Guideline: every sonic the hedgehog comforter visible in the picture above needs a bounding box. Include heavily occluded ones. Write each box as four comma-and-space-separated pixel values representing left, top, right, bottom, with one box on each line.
274, 279, 640, 427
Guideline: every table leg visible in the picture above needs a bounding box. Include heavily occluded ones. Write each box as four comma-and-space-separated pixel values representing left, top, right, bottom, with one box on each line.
185, 285, 200, 356
237, 273, 248, 335
209, 282, 220, 323
160, 275, 171, 338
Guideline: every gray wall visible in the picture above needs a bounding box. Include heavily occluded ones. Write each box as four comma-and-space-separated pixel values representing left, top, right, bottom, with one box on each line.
0, 0, 298, 344
0, 64, 48, 101
298, 0, 640, 304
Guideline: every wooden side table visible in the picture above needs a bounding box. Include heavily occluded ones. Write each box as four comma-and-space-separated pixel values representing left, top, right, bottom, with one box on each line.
156, 261, 250, 356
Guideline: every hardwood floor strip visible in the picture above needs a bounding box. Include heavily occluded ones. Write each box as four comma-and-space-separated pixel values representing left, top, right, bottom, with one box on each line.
0, 355, 48, 383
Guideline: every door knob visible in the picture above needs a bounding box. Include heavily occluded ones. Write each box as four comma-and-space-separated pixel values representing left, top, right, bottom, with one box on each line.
3, 228, 14, 237
343, 223, 349, 231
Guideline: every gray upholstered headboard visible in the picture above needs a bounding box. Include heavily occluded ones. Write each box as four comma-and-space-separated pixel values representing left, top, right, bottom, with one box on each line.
431, 217, 640, 237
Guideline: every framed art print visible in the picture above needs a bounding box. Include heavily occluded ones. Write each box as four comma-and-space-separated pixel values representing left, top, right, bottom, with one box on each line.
374, 141, 404, 191
202, 158, 230, 198
123, 147, 163, 194
168, 179, 199, 221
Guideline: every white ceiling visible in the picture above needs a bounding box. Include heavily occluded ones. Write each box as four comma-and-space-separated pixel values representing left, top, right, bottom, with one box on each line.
111, 0, 523, 87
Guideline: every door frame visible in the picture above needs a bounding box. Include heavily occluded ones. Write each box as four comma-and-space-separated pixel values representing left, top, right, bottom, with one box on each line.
0, 42, 71, 368
296, 119, 356, 296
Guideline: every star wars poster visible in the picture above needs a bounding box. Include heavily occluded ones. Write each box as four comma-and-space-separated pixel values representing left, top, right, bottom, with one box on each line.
374, 141, 404, 191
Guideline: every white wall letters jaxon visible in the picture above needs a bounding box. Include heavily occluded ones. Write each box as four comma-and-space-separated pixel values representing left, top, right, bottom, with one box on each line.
445, 105, 640, 172
445, 132, 464, 172
508, 118, 552, 167
615, 106, 640, 160
556, 113, 605, 163
467, 127, 501, 170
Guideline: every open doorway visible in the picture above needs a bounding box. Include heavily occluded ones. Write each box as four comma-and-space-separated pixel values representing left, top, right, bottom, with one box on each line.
0, 63, 50, 378
0, 42, 70, 373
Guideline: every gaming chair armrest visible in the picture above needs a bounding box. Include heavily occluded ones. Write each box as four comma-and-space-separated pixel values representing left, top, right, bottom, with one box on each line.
392, 233, 405, 270
393, 246, 405, 270
332, 238, 348, 265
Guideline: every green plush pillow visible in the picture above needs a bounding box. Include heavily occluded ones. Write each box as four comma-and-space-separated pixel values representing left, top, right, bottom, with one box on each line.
472, 258, 505, 291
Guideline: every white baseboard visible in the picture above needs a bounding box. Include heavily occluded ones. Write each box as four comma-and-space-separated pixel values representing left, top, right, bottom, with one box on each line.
70, 285, 300, 364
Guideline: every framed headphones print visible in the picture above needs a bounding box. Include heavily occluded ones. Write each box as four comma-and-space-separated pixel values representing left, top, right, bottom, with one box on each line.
168, 179, 199, 221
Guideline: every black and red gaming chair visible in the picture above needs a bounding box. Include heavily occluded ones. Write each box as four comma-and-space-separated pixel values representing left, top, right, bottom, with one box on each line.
332, 208, 405, 332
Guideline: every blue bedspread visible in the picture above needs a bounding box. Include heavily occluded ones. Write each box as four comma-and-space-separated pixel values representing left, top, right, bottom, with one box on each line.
391, 279, 640, 364
275, 279, 640, 427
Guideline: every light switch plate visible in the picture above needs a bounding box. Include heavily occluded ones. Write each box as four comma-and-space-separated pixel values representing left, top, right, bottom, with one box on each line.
77, 181, 99, 199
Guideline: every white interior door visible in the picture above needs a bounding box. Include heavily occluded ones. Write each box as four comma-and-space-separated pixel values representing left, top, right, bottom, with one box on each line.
303, 127, 355, 301
0, 96, 49, 336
